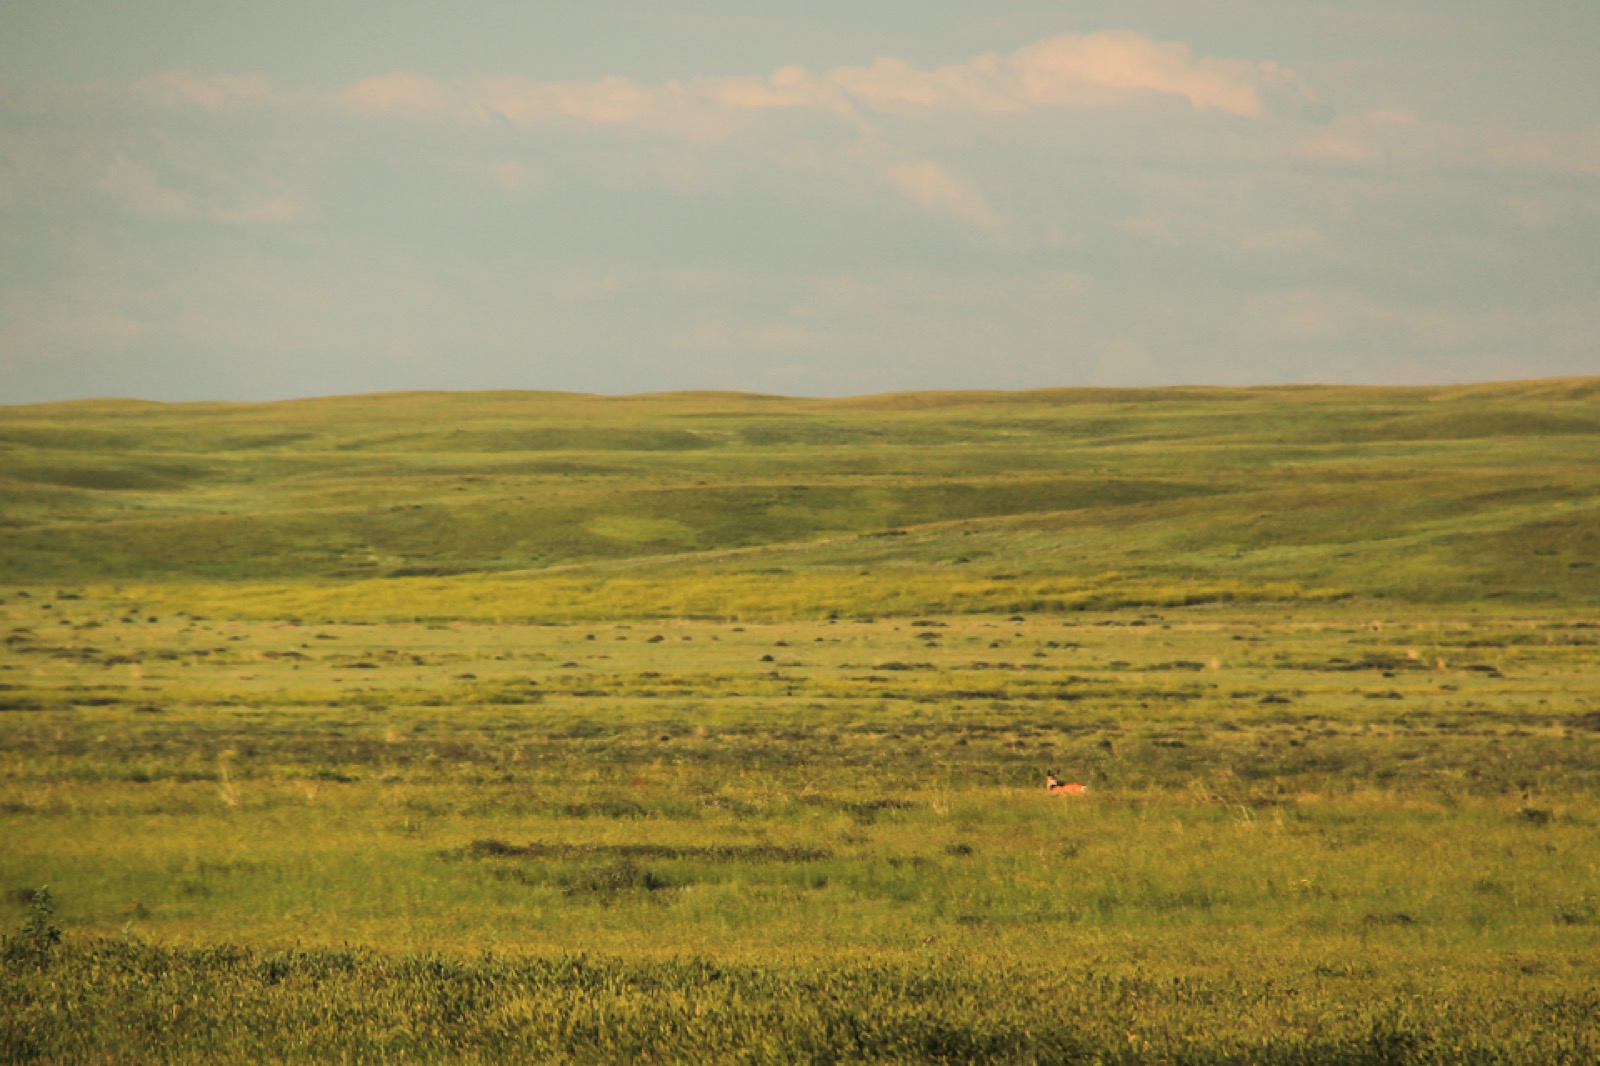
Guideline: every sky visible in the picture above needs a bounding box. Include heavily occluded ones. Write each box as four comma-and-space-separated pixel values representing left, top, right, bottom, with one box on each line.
2, 2, 1597, 402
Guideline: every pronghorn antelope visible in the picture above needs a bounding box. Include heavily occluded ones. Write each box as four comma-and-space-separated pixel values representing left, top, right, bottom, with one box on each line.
1045, 771, 1088, 795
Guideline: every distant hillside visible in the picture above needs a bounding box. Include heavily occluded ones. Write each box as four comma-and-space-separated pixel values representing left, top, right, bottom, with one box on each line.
2, 380, 1597, 616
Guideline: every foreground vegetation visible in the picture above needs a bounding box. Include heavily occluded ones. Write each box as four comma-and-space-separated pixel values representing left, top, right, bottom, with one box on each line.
3, 380, 1598, 1061
9, 934, 1597, 1063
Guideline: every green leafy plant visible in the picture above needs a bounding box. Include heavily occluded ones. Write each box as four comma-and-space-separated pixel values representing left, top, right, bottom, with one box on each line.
14, 886, 62, 963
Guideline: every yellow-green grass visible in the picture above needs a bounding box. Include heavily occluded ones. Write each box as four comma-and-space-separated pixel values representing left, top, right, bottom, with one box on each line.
5, 591, 1598, 1060
4, 381, 1599, 1060
3, 380, 1598, 608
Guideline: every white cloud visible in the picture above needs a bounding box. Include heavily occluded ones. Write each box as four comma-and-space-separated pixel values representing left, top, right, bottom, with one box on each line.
12, 22, 1593, 399
875, 159, 1002, 231
94, 31, 1327, 238
1006, 32, 1300, 117
827, 54, 1020, 115
328, 31, 1299, 134
1293, 130, 1375, 164
82, 155, 301, 225
111, 33, 1600, 188
0, 286, 147, 371
693, 65, 852, 116
1241, 289, 1523, 353
1503, 196, 1554, 230
213, 194, 303, 225
728, 30, 1302, 122
3, 134, 288, 229
555, 270, 625, 305
339, 74, 475, 123
162, 30, 1301, 133
490, 76, 678, 127
489, 160, 543, 193
1291, 112, 1600, 176
1237, 225, 1325, 253
1121, 213, 1178, 244
672, 318, 822, 353
94, 156, 192, 217
106, 31, 1600, 240
129, 71, 272, 112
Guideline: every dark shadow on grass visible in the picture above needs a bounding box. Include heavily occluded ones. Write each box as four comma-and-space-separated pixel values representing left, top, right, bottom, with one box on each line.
456, 840, 833, 863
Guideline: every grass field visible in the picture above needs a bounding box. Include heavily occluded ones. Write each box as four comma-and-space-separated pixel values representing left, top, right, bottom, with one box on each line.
3, 381, 1599, 1062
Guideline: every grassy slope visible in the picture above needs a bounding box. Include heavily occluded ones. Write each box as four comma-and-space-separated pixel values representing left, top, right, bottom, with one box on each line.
2, 378, 1598, 617
4, 380, 1599, 1062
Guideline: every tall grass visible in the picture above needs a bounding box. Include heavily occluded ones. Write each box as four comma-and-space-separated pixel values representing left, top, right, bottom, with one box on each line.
8, 938, 1598, 1064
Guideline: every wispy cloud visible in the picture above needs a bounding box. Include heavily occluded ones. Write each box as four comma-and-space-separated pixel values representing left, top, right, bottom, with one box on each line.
337, 73, 470, 123
0, 284, 147, 372
129, 71, 272, 112
108, 29, 1600, 236
298, 31, 1300, 232
86, 154, 303, 224
93, 156, 192, 217
9, 17, 1596, 400
1292, 110, 1600, 176
158, 30, 1305, 132
997, 31, 1300, 117
672, 318, 823, 353
874, 158, 1002, 230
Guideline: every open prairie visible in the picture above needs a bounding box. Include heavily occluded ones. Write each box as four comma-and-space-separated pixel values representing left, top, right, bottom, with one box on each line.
3, 381, 1599, 1062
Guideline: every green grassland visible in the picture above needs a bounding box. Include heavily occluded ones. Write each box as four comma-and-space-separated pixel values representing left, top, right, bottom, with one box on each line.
4, 380, 1598, 604
3, 380, 1599, 1062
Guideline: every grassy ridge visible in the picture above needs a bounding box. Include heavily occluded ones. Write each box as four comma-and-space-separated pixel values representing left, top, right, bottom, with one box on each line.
3, 380, 1598, 611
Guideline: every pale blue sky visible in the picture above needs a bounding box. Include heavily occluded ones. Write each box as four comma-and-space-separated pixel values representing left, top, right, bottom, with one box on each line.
2, 2, 1597, 401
